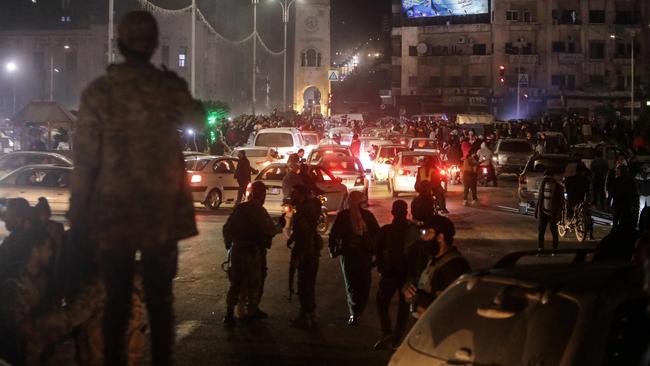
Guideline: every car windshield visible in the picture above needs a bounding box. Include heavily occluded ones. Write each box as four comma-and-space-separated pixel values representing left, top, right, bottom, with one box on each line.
408, 281, 578, 364
321, 160, 361, 173
238, 149, 268, 158
500, 141, 533, 153
412, 140, 436, 149
255, 133, 293, 147
259, 165, 288, 181
401, 155, 429, 166
571, 147, 596, 159
302, 134, 318, 145
379, 147, 407, 158
529, 157, 570, 174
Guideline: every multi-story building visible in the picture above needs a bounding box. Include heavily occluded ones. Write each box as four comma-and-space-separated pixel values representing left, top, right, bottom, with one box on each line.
391, 0, 649, 121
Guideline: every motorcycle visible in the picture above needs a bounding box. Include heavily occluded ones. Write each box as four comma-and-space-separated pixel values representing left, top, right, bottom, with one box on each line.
557, 201, 592, 242
447, 164, 461, 185
282, 195, 329, 236
478, 165, 490, 186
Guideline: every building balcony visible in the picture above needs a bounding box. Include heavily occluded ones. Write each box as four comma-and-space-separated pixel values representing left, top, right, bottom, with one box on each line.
508, 54, 538, 64
557, 53, 584, 64
418, 55, 492, 66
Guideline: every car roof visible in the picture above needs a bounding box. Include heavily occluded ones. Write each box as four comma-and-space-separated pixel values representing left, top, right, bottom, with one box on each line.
14, 164, 73, 170
320, 155, 358, 162
532, 153, 571, 159
2, 151, 70, 158
471, 261, 639, 294
399, 150, 436, 156
257, 128, 297, 133
379, 144, 407, 149
313, 145, 349, 150
234, 147, 269, 151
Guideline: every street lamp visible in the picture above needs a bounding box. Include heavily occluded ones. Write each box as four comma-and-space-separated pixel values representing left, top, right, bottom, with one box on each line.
187, 129, 198, 151
50, 44, 71, 102
611, 30, 638, 129
5, 61, 17, 116
252, 0, 259, 116
269, 0, 297, 112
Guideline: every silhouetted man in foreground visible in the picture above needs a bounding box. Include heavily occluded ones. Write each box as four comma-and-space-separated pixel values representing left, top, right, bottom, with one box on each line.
70, 11, 204, 366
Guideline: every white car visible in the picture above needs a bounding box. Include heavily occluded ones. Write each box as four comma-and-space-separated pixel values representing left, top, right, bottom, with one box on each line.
251, 163, 348, 214
0, 165, 72, 212
185, 156, 242, 210
372, 145, 409, 181
253, 127, 305, 158
0, 151, 73, 178
319, 156, 368, 197
307, 145, 353, 164
388, 151, 437, 197
231, 147, 279, 171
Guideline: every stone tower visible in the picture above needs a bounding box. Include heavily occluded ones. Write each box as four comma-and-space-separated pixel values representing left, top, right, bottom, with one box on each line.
293, 0, 330, 115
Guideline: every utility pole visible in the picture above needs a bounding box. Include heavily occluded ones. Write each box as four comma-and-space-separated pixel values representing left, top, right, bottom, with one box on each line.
108, 0, 114, 64
191, 0, 196, 96
631, 32, 635, 130
252, 0, 259, 115
278, 0, 296, 113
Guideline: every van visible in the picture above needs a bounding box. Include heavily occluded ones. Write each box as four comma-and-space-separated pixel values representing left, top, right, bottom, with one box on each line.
253, 128, 304, 159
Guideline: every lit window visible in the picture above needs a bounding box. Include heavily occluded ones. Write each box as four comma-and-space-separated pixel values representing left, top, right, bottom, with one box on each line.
179, 54, 186, 67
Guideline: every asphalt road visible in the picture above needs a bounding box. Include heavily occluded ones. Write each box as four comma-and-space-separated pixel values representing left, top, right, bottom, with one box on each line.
152, 176, 610, 366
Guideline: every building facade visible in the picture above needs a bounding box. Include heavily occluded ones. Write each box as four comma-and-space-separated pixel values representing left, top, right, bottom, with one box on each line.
391, 0, 649, 121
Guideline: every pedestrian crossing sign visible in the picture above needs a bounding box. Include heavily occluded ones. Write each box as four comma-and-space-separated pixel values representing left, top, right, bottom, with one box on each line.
328, 70, 340, 82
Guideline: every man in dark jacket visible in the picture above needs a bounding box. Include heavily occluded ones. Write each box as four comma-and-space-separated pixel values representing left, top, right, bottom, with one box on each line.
411, 180, 435, 223
373, 200, 415, 350
611, 165, 639, 229
535, 170, 564, 250
591, 154, 609, 210
287, 185, 322, 329
69, 11, 204, 366
403, 215, 470, 317
223, 181, 284, 325
234, 150, 253, 206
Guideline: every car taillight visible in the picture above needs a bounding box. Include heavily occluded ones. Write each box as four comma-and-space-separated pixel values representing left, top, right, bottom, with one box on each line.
354, 176, 364, 186
398, 169, 410, 176
519, 175, 527, 185
190, 174, 202, 183
439, 169, 447, 176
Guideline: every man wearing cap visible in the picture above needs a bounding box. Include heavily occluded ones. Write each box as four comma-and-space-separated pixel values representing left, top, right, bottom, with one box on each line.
70, 11, 204, 366
403, 215, 470, 316
222, 181, 285, 325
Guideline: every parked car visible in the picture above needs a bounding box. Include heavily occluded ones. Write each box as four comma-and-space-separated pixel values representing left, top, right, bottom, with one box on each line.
251, 163, 348, 214
253, 127, 305, 158
387, 151, 438, 197
371, 144, 409, 182
390, 249, 648, 366
230, 147, 279, 170
319, 156, 368, 197
518, 154, 572, 207
307, 145, 352, 164
0, 151, 73, 178
493, 138, 534, 175
0, 164, 72, 212
185, 156, 241, 210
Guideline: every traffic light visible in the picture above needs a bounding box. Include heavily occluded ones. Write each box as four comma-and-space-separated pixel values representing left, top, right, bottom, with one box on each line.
499, 65, 505, 84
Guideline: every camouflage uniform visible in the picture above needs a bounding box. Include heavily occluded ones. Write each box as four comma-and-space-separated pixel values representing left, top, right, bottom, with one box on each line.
223, 199, 282, 316
0, 226, 54, 366
69, 12, 204, 366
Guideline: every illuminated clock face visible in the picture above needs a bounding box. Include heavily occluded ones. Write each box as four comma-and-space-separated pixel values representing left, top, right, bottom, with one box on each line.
305, 16, 319, 32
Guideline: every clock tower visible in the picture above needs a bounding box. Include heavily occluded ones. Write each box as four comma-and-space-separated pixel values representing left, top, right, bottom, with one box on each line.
293, 0, 330, 115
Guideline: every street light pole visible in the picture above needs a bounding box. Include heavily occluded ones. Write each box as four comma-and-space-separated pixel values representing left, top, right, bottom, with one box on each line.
277, 0, 296, 113
191, 0, 196, 96
630, 33, 635, 130
108, 0, 114, 64
49, 55, 54, 101
252, 0, 259, 116
6, 62, 17, 116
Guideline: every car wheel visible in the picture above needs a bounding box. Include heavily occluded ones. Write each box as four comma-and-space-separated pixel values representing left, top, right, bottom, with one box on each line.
204, 189, 222, 210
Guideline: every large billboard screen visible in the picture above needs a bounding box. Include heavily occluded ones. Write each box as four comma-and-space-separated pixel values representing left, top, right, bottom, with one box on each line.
402, 0, 489, 18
